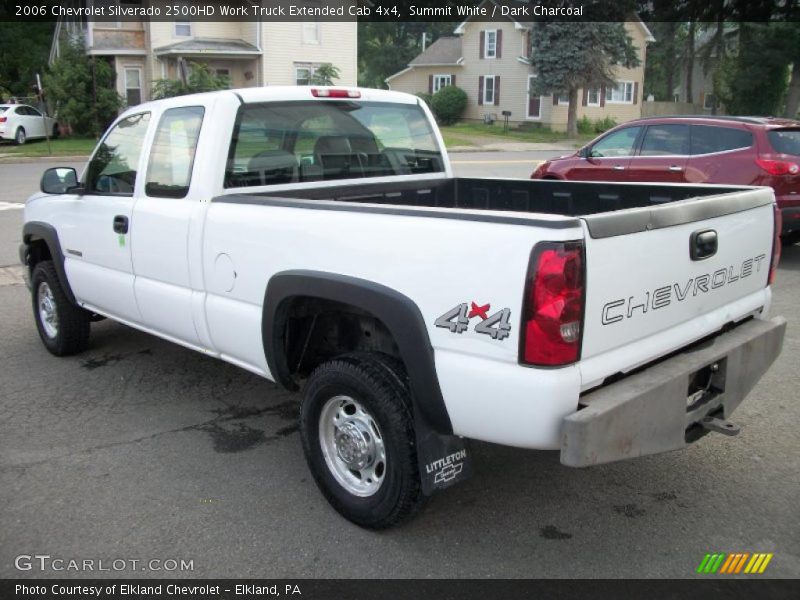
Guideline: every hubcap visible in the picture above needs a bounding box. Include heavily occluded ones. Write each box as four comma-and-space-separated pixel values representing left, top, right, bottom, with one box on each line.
38, 282, 59, 339
319, 395, 386, 497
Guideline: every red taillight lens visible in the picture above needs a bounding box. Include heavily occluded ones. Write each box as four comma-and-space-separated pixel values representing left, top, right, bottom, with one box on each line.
520, 241, 585, 366
311, 88, 361, 98
769, 204, 782, 285
755, 158, 800, 176
0, 116, 6, 123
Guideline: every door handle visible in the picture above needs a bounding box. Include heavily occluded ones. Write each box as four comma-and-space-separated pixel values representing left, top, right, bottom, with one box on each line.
613, 165, 625, 171
113, 215, 129, 234
668, 165, 683, 172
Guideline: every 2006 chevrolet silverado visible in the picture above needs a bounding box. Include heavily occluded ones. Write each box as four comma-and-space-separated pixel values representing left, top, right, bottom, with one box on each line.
20, 87, 786, 528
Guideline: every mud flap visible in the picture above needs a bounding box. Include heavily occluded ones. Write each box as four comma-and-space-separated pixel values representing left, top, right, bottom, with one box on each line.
414, 411, 473, 496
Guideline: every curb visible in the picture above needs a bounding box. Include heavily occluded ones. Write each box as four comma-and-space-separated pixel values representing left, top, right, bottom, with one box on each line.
0, 155, 90, 164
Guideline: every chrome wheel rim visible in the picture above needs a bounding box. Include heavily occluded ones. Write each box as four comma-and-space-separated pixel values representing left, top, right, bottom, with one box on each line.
38, 282, 58, 339
319, 395, 386, 497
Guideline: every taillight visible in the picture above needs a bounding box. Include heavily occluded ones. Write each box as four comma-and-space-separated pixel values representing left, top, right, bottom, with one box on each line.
311, 88, 361, 98
769, 204, 782, 285
755, 158, 800, 176
520, 241, 585, 366
0, 117, 6, 123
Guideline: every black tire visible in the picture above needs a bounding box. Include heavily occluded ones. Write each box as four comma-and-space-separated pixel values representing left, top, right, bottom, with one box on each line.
31, 261, 90, 356
52, 124, 60, 139
15, 127, 26, 145
781, 231, 800, 246
300, 352, 424, 529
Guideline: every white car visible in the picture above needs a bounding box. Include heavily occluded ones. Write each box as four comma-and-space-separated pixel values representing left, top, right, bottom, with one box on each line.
0, 104, 59, 145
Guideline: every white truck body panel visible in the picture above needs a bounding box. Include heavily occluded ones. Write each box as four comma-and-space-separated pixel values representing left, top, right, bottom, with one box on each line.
21, 87, 783, 454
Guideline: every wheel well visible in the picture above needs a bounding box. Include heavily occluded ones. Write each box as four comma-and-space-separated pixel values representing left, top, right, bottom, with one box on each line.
24, 237, 52, 274
279, 296, 401, 382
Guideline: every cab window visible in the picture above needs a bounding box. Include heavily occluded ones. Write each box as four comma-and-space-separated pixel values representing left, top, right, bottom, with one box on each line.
85, 113, 151, 195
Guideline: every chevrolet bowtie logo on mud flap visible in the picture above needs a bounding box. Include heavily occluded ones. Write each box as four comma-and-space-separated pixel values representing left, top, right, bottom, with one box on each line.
426, 450, 467, 485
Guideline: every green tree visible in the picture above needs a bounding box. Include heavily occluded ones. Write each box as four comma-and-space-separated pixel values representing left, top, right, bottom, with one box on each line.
0, 22, 53, 97
529, 21, 640, 137
43, 35, 122, 136
358, 21, 454, 88
151, 62, 230, 99
309, 63, 341, 86
719, 23, 792, 116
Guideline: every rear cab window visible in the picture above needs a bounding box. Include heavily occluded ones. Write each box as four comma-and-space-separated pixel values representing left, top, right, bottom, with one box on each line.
224, 100, 444, 188
767, 129, 800, 156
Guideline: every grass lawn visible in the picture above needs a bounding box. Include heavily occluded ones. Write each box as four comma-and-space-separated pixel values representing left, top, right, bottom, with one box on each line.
439, 132, 477, 148
0, 137, 97, 158
439, 121, 596, 145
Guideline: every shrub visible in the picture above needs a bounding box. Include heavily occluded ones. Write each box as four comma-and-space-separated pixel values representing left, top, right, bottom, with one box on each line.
577, 115, 594, 134
416, 92, 433, 107
152, 62, 230, 99
430, 86, 468, 126
594, 116, 617, 133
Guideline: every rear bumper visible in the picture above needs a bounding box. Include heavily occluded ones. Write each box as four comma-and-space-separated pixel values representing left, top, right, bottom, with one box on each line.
561, 316, 786, 467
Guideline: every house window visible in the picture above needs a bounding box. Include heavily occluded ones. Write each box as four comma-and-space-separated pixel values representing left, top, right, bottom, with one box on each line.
433, 74, 451, 93
483, 75, 495, 105
606, 81, 634, 104
703, 93, 716, 110
175, 21, 191, 37
484, 30, 497, 58
296, 67, 315, 86
558, 94, 569, 106
125, 67, 142, 106
587, 88, 601, 106
303, 20, 320, 44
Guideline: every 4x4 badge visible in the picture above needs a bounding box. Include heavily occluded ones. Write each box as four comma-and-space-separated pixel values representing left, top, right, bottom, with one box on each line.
435, 302, 512, 340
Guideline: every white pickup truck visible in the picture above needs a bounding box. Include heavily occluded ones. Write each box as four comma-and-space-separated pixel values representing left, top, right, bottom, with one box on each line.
21, 87, 786, 528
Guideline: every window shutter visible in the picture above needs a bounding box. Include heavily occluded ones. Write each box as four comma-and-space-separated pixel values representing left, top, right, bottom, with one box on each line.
478, 76, 484, 105
552, 94, 558, 105
451, 74, 456, 86
480, 31, 485, 59
494, 76, 500, 105
582, 88, 588, 106
496, 30, 502, 58
633, 81, 639, 105
428, 74, 433, 94
600, 85, 606, 107
524, 31, 530, 58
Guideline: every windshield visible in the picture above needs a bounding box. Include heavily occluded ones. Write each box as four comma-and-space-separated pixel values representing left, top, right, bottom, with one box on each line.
767, 128, 800, 156
225, 101, 444, 188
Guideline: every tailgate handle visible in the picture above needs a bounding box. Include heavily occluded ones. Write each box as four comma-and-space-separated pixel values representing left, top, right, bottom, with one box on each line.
690, 229, 717, 261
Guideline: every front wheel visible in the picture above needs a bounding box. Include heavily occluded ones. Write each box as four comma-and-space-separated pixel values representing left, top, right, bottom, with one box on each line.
300, 352, 424, 529
31, 261, 91, 356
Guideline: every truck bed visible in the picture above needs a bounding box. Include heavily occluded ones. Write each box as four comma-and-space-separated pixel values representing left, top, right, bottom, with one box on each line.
217, 178, 770, 238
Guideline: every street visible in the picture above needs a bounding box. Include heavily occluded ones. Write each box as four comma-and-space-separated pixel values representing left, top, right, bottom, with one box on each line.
1, 155, 798, 578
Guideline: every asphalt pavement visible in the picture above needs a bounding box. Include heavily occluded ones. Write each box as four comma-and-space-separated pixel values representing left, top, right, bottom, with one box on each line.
1, 155, 798, 579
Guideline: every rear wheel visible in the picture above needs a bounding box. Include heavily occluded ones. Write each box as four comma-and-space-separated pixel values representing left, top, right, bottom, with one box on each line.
15, 127, 26, 145
300, 352, 424, 529
52, 124, 60, 139
31, 261, 91, 356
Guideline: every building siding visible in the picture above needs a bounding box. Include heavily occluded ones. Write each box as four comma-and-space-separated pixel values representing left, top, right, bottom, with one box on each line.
388, 17, 649, 131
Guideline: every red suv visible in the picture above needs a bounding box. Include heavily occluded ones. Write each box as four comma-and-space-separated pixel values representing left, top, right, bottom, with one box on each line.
532, 116, 800, 243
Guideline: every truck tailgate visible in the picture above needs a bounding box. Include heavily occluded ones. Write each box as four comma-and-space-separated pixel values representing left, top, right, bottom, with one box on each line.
579, 189, 775, 388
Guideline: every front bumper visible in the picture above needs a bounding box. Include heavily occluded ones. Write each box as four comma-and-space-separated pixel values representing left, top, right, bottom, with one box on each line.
561, 316, 786, 467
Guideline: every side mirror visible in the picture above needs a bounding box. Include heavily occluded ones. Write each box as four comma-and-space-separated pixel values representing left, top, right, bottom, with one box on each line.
40, 167, 81, 194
